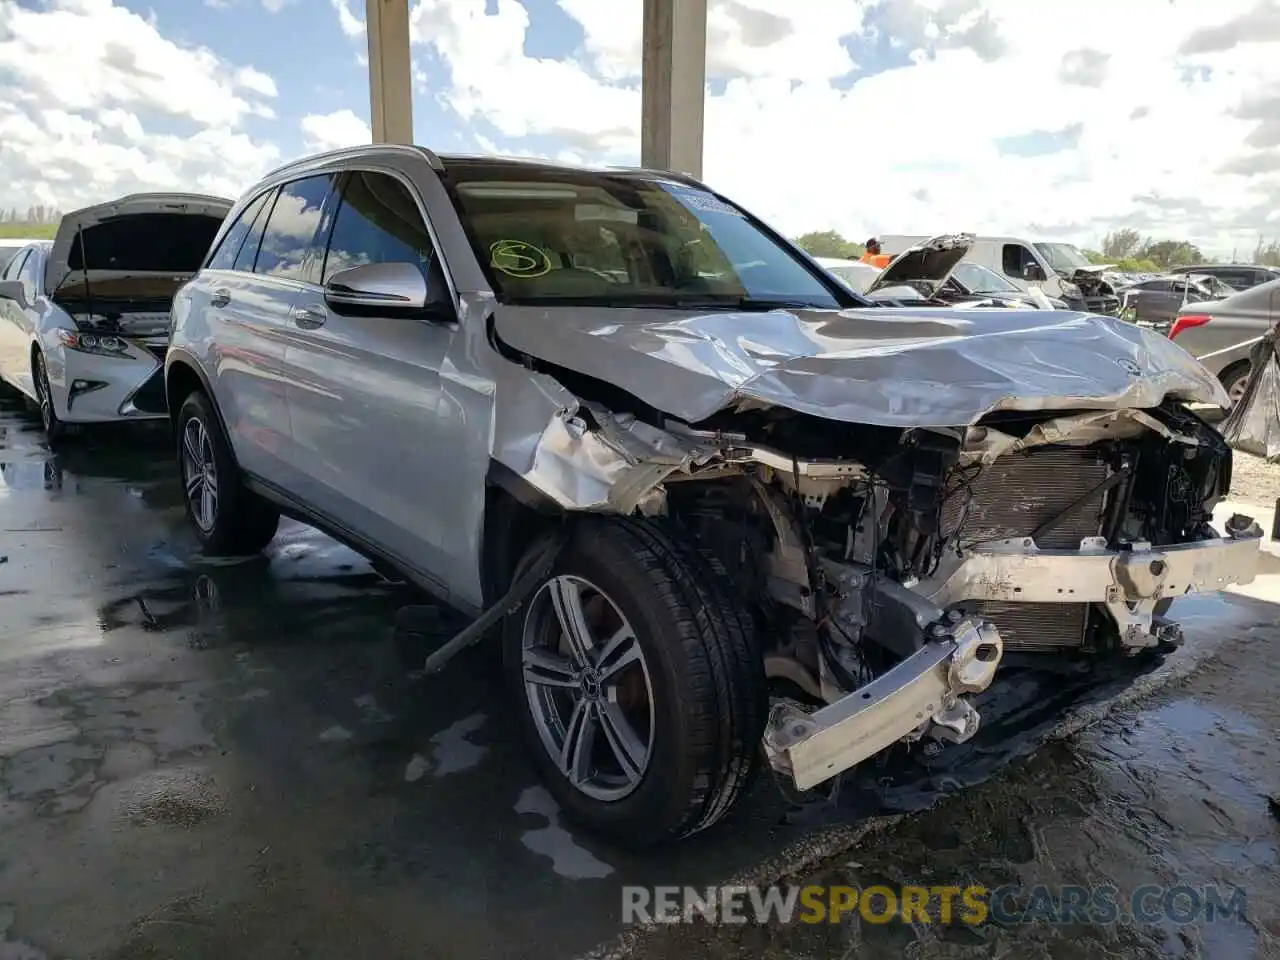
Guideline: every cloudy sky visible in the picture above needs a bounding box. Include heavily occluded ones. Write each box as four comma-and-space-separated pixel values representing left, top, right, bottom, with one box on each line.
1, 0, 1278, 256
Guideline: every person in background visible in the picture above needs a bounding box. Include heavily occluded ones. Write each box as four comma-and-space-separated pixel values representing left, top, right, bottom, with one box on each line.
861, 237, 893, 270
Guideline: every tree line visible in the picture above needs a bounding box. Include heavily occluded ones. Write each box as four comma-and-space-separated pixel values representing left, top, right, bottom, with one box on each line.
792, 227, 1280, 272
0, 205, 62, 225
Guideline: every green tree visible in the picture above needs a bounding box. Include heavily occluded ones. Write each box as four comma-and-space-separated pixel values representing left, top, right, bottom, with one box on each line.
1141, 240, 1202, 270
793, 230, 863, 260
1101, 228, 1144, 260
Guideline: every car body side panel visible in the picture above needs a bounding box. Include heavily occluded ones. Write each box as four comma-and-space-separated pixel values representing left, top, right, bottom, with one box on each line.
171, 269, 297, 479
281, 288, 458, 594
1173, 280, 1279, 380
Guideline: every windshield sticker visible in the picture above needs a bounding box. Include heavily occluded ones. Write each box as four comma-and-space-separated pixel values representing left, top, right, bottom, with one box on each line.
664, 186, 745, 218
490, 239, 551, 278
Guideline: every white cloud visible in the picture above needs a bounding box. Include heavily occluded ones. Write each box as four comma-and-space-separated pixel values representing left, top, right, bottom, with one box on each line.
300, 108, 372, 151
236, 65, 278, 98
402, 0, 1280, 256
332, 0, 365, 37
0, 0, 281, 213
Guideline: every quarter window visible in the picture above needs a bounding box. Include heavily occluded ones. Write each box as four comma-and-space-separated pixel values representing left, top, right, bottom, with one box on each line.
254, 174, 335, 281
206, 190, 271, 271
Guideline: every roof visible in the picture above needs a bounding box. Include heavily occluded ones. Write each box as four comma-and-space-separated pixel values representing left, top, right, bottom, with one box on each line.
259, 143, 706, 189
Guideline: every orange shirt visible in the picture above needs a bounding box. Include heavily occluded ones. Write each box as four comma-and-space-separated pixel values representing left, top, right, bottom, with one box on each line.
861, 252, 893, 269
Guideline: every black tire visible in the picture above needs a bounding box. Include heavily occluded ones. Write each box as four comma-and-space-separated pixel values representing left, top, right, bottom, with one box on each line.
32, 350, 67, 444
175, 389, 280, 555
1219, 360, 1251, 407
503, 516, 766, 848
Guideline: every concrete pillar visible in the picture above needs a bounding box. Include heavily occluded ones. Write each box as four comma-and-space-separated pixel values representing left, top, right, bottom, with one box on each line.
366, 0, 414, 143
641, 0, 707, 179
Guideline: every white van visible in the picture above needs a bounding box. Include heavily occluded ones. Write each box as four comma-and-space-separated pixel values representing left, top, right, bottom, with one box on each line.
879, 234, 1120, 315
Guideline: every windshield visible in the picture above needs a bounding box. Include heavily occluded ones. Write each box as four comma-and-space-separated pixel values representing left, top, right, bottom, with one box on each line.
951, 261, 1019, 293
1033, 242, 1093, 274
443, 162, 851, 309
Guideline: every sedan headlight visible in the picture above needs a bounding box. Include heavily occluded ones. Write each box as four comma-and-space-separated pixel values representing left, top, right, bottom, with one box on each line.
55, 329, 133, 358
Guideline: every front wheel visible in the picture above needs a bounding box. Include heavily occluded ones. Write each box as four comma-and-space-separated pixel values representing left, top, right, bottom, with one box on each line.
176, 390, 280, 555
503, 517, 766, 848
32, 351, 67, 444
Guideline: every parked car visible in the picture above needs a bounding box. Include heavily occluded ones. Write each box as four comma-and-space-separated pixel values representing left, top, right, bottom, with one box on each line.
0, 238, 41, 275
880, 234, 1121, 315
0, 194, 231, 441
864, 236, 1068, 309
1120, 273, 1235, 330
1170, 277, 1280, 405
1170, 263, 1280, 292
814, 256, 879, 293
165, 146, 1260, 847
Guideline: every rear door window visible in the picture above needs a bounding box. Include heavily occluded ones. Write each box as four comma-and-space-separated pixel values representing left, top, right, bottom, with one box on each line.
233, 188, 277, 273
206, 190, 271, 271
254, 174, 335, 282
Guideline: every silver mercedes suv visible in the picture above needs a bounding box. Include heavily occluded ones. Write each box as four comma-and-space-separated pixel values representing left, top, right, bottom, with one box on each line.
165, 145, 1259, 847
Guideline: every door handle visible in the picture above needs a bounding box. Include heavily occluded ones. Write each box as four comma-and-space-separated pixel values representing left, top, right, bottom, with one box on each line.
291, 306, 326, 329
210, 288, 231, 308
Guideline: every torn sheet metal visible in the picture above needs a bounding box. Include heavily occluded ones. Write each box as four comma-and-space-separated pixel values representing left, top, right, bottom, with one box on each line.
1221, 328, 1280, 462
961, 408, 1193, 464
490, 366, 720, 512
493, 304, 1229, 428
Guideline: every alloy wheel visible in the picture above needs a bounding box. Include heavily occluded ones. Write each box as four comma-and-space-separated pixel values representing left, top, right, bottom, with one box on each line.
181, 416, 219, 533
34, 354, 53, 433
1228, 372, 1250, 406
521, 574, 655, 802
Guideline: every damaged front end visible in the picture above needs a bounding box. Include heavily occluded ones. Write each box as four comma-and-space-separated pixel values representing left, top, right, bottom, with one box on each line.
493, 380, 1261, 793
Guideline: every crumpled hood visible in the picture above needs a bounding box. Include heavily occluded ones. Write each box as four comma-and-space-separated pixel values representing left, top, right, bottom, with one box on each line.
494, 304, 1230, 427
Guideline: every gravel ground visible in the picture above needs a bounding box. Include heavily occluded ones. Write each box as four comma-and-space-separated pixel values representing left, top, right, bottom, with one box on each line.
1230, 452, 1280, 511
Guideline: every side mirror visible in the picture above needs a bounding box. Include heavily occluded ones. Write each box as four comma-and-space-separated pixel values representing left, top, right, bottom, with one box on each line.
324, 262, 438, 316
0, 279, 27, 308
1022, 262, 1047, 282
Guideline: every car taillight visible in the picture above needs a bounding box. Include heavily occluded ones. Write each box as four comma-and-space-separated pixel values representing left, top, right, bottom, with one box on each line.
1169, 314, 1211, 340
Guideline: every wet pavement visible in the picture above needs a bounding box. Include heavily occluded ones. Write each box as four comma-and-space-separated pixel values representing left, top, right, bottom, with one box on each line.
1, 389, 1278, 960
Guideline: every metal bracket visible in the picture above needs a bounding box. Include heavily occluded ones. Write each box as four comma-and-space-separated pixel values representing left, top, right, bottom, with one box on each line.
419, 528, 568, 675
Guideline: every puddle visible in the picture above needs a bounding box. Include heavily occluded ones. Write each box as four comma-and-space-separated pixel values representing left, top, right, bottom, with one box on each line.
513, 786, 614, 879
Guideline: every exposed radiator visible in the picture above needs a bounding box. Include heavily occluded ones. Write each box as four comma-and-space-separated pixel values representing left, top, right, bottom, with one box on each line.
941, 447, 1112, 651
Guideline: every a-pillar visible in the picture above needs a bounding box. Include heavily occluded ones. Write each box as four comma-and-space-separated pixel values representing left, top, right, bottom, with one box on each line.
640, 0, 708, 179
366, 0, 414, 143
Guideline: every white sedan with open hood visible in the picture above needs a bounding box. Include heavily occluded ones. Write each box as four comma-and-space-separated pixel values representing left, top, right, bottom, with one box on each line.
0, 193, 231, 441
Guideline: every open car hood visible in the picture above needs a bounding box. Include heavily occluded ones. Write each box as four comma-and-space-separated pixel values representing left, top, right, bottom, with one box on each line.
1069, 264, 1111, 280
45, 192, 231, 299
866, 233, 973, 298
493, 303, 1230, 428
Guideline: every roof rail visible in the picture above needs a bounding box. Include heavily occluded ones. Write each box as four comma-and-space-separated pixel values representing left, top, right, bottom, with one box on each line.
260, 143, 444, 182
612, 165, 709, 189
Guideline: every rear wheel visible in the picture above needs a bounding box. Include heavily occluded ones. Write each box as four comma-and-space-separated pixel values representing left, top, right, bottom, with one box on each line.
176, 389, 280, 555
503, 517, 766, 848
1220, 361, 1251, 407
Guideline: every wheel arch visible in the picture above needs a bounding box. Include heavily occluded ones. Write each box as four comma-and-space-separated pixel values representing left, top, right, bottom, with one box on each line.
165, 352, 230, 438
481, 460, 566, 607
